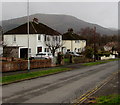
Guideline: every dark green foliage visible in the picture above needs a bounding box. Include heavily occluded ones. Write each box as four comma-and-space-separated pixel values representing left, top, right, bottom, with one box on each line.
84, 46, 94, 59
97, 51, 111, 57
96, 94, 120, 104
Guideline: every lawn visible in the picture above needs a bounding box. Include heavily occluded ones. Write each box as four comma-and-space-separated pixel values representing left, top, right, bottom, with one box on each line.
82, 61, 107, 66
1, 67, 71, 84
64, 58, 69, 63
95, 94, 120, 104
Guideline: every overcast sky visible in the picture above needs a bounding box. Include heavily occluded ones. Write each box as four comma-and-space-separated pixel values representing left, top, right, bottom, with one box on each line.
1, 2, 118, 29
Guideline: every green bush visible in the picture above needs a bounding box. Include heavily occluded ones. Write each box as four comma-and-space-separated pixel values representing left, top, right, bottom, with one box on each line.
97, 51, 111, 57
84, 46, 94, 59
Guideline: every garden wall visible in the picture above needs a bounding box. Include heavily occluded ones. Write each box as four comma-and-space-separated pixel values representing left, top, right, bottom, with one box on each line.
2, 59, 52, 72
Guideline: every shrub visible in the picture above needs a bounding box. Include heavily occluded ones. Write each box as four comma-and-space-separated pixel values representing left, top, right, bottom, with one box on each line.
84, 46, 94, 59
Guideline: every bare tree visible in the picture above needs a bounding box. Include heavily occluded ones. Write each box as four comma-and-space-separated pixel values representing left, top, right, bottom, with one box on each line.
45, 35, 63, 56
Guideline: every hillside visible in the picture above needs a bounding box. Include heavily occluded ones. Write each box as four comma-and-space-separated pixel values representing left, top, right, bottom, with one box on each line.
1, 13, 117, 35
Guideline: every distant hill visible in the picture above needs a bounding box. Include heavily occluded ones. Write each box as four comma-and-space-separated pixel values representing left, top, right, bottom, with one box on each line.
1, 13, 117, 35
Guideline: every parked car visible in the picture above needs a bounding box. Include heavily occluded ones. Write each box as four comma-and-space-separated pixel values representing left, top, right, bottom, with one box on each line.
32, 52, 53, 59
66, 51, 80, 57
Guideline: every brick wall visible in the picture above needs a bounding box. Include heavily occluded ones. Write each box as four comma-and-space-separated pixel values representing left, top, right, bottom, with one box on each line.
0, 57, 22, 61
2, 59, 52, 72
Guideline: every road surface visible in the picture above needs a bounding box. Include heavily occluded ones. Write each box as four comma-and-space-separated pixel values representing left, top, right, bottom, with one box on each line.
2, 61, 119, 104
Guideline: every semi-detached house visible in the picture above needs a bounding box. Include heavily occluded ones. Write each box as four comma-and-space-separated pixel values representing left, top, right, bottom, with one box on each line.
62, 28, 86, 54
3, 18, 62, 58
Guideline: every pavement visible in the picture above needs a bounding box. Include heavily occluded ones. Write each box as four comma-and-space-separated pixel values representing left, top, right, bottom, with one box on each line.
2, 61, 118, 104
2, 59, 113, 76
2, 63, 85, 76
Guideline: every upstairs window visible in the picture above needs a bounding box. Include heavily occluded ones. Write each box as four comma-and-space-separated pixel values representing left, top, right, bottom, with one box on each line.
53, 36, 55, 41
44, 35, 47, 41
38, 35, 41, 41
13, 35, 16, 42
75, 40, 80, 43
59, 36, 61, 42
56, 36, 58, 41
47, 36, 50, 41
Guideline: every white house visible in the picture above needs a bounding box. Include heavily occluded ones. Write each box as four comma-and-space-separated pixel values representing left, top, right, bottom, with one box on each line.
62, 28, 86, 54
3, 18, 62, 58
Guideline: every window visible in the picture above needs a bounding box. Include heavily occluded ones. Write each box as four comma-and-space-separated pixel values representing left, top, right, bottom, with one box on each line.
29, 48, 31, 53
44, 35, 47, 41
38, 35, 41, 41
47, 36, 50, 41
75, 40, 80, 43
56, 36, 58, 41
13, 35, 16, 42
67, 49, 70, 52
59, 36, 61, 42
74, 48, 77, 52
53, 36, 55, 41
44, 48, 47, 52
44, 48, 49, 52
37, 47, 42, 53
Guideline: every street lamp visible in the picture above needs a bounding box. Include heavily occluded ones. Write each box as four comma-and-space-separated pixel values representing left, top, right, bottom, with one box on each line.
93, 26, 96, 62
27, 0, 30, 71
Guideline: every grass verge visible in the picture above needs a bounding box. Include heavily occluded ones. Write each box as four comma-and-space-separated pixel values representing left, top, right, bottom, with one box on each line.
82, 61, 107, 66
82, 59, 119, 66
64, 58, 69, 63
95, 94, 120, 104
1, 68, 71, 84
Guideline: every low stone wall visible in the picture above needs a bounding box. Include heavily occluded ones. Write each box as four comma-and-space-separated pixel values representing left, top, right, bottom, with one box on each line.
2, 59, 52, 72
101, 54, 115, 60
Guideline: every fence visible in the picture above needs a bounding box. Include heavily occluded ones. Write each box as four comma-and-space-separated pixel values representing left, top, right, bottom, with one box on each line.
2, 59, 52, 72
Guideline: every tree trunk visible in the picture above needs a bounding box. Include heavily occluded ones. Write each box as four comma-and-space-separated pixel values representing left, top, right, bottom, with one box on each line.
52, 49, 55, 57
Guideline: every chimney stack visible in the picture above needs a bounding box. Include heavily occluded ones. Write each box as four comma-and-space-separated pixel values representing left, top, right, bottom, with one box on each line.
68, 28, 73, 33
33, 18, 39, 24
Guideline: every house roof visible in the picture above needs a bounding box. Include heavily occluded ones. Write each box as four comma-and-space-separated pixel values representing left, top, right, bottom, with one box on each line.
4, 21, 61, 36
62, 29, 85, 40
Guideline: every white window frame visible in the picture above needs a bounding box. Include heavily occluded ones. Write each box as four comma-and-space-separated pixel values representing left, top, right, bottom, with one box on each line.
13, 35, 16, 42
38, 34, 41, 41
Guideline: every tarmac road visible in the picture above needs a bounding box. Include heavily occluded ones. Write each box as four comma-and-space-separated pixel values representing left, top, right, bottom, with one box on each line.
2, 61, 118, 104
